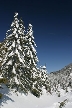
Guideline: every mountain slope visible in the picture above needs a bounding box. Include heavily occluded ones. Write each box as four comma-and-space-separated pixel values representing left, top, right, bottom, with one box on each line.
48, 63, 72, 93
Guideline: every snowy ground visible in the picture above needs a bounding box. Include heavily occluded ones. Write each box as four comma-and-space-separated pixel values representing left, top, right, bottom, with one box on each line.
0, 84, 72, 108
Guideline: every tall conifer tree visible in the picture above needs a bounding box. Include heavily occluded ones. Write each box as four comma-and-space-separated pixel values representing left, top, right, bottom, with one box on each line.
1, 13, 26, 92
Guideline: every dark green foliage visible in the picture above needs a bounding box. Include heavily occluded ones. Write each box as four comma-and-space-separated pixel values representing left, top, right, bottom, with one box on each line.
65, 87, 68, 93
58, 93, 60, 97
0, 78, 8, 84
68, 81, 71, 87
45, 85, 51, 94
0, 93, 2, 99
58, 91, 60, 97
0, 78, 8, 99
59, 102, 65, 108
58, 99, 68, 108
31, 88, 41, 98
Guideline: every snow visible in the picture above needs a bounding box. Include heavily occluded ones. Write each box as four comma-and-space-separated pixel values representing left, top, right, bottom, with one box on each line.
7, 34, 13, 38
0, 57, 2, 61
8, 51, 13, 57
1, 85, 72, 108
14, 76, 19, 85
7, 45, 12, 51
17, 39, 20, 44
30, 51, 33, 58
12, 41, 15, 47
15, 49, 24, 63
18, 45, 22, 51
7, 60, 12, 65
29, 24, 33, 28
0, 75, 3, 78
14, 12, 18, 17
15, 33, 18, 38
12, 66, 16, 74
31, 44, 36, 52
42, 66, 46, 69
27, 50, 30, 55
70, 73, 72, 77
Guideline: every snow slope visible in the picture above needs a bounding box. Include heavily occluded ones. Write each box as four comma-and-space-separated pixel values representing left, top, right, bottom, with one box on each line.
0, 84, 72, 108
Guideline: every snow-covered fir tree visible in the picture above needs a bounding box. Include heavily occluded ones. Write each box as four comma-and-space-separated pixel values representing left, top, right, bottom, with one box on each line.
22, 23, 43, 96
39, 65, 51, 93
1, 13, 27, 93
40, 65, 48, 80
25, 23, 38, 69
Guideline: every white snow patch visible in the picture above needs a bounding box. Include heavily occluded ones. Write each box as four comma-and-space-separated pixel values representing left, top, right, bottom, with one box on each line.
8, 51, 13, 57
12, 41, 15, 47
29, 24, 32, 27
7, 60, 12, 65
0, 75, 3, 78
14, 76, 19, 85
70, 73, 72, 77
14, 12, 18, 17
18, 45, 22, 51
0, 86, 72, 108
12, 66, 16, 74
15, 49, 24, 63
42, 66, 46, 69
0, 57, 2, 61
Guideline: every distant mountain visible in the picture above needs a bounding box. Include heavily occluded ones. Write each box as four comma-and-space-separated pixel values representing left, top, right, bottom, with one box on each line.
48, 63, 72, 93
50, 63, 72, 75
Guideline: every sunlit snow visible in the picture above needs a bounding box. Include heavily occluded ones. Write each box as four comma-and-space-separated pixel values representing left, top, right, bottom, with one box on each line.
15, 49, 24, 63
1, 85, 72, 108
7, 60, 12, 65
12, 66, 16, 74
14, 12, 18, 17
14, 76, 19, 85
70, 73, 72, 77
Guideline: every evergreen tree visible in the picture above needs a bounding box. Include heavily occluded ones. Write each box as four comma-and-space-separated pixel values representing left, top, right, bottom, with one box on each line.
23, 24, 42, 96
39, 65, 51, 93
25, 24, 38, 71
1, 13, 27, 93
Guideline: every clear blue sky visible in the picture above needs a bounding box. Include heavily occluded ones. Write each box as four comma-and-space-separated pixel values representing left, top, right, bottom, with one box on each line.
0, 0, 72, 73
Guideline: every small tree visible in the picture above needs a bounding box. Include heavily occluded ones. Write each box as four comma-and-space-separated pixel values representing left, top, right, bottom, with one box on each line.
39, 65, 51, 94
